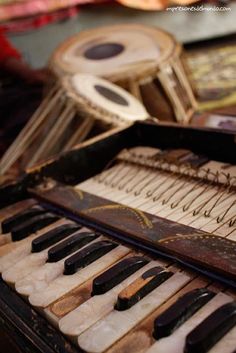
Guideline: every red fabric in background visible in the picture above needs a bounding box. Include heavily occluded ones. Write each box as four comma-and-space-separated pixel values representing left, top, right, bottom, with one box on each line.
0, 28, 21, 63
1, 6, 80, 34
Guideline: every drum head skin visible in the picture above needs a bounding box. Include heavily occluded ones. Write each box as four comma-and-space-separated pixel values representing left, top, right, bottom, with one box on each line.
67, 73, 149, 123
51, 24, 177, 81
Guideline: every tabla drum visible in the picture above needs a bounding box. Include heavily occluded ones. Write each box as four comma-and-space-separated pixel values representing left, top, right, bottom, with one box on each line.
50, 24, 197, 123
0, 74, 149, 177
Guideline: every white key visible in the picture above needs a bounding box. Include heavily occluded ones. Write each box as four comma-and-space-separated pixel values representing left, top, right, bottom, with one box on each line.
2, 226, 92, 285
15, 236, 102, 296
59, 261, 162, 338
29, 245, 130, 308
78, 272, 190, 353
0, 233, 12, 246
0, 219, 72, 273
228, 229, 236, 241
145, 292, 232, 353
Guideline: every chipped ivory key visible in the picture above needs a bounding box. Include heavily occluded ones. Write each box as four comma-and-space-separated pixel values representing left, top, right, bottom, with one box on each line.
2, 223, 83, 284
0, 219, 72, 273
15, 234, 100, 296
115, 266, 173, 311
44, 254, 149, 325
78, 272, 190, 353
59, 260, 163, 338
29, 245, 130, 308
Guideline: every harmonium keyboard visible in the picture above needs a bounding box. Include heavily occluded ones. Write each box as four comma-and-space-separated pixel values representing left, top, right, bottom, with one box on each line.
0, 121, 236, 353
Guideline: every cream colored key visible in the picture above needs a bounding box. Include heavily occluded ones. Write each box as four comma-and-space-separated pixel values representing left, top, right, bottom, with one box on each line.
29, 245, 130, 308
78, 165, 121, 195
79, 164, 133, 196
207, 325, 236, 353
78, 272, 190, 353
15, 235, 103, 296
120, 177, 209, 217
214, 216, 236, 237
0, 219, 71, 273
130, 185, 204, 227
99, 168, 153, 202
59, 261, 162, 338
0, 233, 12, 246
228, 229, 236, 241
145, 292, 233, 353
116, 172, 177, 205
77, 155, 235, 240
153, 185, 216, 219
202, 200, 236, 235
187, 194, 235, 231
0, 234, 35, 257
115, 179, 164, 208
148, 186, 217, 220
3, 228, 98, 286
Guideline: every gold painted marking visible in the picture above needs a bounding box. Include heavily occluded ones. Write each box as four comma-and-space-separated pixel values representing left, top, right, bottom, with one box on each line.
84, 204, 153, 229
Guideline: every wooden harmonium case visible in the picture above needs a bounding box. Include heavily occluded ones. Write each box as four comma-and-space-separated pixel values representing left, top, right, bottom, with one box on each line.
0, 121, 236, 353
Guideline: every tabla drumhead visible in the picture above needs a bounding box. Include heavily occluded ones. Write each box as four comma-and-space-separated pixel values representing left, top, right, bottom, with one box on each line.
51, 24, 176, 80
67, 73, 149, 123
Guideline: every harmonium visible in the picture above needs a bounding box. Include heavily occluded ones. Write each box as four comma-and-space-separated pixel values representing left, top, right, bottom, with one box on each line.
0, 120, 236, 353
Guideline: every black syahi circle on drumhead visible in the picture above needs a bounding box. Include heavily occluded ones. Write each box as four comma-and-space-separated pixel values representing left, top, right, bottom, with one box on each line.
94, 85, 129, 106
84, 43, 124, 60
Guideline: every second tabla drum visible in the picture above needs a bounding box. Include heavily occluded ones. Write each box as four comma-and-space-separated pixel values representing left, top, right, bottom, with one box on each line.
50, 23, 197, 123
0, 74, 149, 176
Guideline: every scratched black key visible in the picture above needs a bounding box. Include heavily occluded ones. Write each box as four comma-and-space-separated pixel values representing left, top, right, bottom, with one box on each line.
92, 256, 149, 295
153, 288, 215, 339
1, 205, 46, 234
185, 302, 236, 353
116, 267, 173, 311
31, 223, 81, 253
47, 231, 98, 262
64, 240, 117, 275
11, 213, 60, 241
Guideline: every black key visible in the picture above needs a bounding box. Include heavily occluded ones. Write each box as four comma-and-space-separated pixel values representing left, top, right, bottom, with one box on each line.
185, 302, 236, 353
1, 205, 46, 234
116, 267, 173, 311
47, 231, 98, 262
64, 240, 117, 275
11, 213, 60, 241
153, 288, 215, 339
92, 256, 149, 296
31, 223, 81, 253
